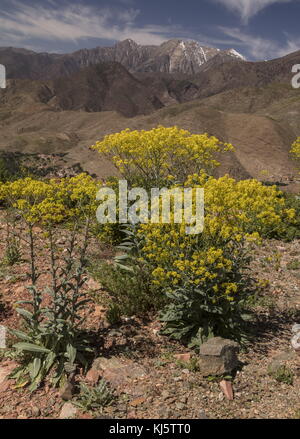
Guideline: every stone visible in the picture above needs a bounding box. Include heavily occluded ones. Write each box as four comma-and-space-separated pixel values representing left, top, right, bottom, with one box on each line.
92, 356, 147, 389
86, 278, 101, 290
0, 326, 6, 349
78, 413, 94, 419
291, 333, 300, 351
292, 323, 300, 333
86, 368, 101, 384
59, 403, 78, 419
219, 380, 234, 400
175, 402, 185, 411
174, 353, 191, 363
94, 305, 105, 318
31, 407, 41, 417
198, 410, 209, 419
198, 337, 239, 376
130, 397, 146, 407
268, 350, 297, 375
59, 382, 75, 401
96, 415, 114, 419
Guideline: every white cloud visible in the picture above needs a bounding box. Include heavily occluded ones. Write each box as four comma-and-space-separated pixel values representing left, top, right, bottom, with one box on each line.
0, 0, 298, 61
212, 0, 294, 23
220, 26, 300, 59
0, 0, 181, 48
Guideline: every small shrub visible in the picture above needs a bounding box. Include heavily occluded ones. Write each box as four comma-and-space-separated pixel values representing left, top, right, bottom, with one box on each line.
73, 380, 114, 412
106, 303, 122, 325
3, 237, 22, 266
286, 259, 300, 270
91, 225, 166, 317
160, 282, 253, 348
92, 261, 165, 318
270, 365, 294, 385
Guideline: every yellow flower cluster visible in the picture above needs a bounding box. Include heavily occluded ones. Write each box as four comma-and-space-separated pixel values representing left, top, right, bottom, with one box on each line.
0, 174, 100, 226
291, 137, 300, 179
92, 126, 234, 186
290, 137, 300, 161
139, 174, 294, 302
185, 173, 295, 239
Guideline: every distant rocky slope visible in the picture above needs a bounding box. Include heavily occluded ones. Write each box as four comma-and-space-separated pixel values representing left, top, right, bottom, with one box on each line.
0, 39, 245, 79
0, 39, 299, 188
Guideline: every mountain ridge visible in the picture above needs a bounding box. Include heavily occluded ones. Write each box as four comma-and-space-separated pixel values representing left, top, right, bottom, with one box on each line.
0, 38, 246, 79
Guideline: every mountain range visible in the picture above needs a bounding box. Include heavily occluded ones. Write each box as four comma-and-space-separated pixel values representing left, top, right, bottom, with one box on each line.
0, 38, 299, 189
0, 39, 245, 79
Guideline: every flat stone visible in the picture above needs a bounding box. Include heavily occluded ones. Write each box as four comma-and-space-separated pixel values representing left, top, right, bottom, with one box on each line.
92, 356, 147, 389
59, 403, 78, 419
0, 326, 6, 349
93, 357, 124, 371
174, 353, 191, 363
199, 337, 239, 357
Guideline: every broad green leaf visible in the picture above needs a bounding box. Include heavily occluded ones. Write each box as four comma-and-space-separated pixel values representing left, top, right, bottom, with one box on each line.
28, 358, 42, 381
13, 342, 50, 354
15, 308, 33, 320
9, 329, 32, 342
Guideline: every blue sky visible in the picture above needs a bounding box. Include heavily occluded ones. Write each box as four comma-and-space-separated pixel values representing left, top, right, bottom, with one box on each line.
0, 0, 299, 60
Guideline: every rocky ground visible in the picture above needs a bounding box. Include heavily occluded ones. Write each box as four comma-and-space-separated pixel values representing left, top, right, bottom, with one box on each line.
0, 222, 300, 419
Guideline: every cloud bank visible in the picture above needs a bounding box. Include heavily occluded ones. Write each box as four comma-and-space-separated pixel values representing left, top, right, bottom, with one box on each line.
0, 0, 181, 47
212, 0, 293, 23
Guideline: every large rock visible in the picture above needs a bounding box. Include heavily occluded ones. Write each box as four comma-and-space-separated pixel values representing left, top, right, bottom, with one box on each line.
198, 337, 239, 376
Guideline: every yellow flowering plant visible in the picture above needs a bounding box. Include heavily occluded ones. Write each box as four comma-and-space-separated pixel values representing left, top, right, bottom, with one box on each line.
124, 174, 293, 345
291, 137, 300, 161
0, 174, 101, 390
92, 126, 234, 188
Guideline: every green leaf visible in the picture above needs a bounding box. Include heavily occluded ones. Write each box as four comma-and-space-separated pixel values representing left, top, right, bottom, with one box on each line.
9, 329, 32, 342
66, 344, 77, 364
43, 352, 56, 374
13, 342, 50, 354
28, 358, 42, 381
15, 308, 33, 320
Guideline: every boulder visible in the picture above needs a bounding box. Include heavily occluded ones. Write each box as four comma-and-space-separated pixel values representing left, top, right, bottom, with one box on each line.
198, 337, 239, 376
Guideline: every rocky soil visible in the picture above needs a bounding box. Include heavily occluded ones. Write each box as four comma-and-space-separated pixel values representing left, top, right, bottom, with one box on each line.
0, 222, 300, 419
